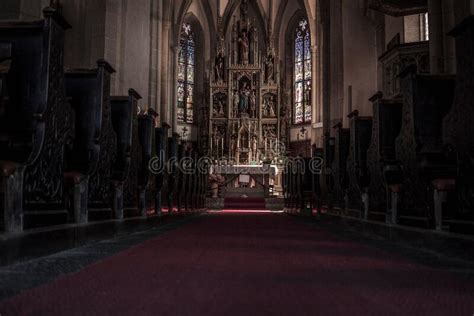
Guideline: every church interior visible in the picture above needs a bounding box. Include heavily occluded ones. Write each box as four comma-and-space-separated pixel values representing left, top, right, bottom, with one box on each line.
1, 0, 474, 314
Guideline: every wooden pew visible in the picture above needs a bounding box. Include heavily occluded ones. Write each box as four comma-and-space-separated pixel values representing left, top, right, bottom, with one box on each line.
199, 155, 209, 210
329, 123, 350, 210
298, 157, 315, 215
137, 109, 157, 217
154, 123, 170, 215
186, 150, 195, 212
188, 151, 199, 212
346, 111, 373, 218
110, 89, 142, 219
395, 65, 456, 228
174, 143, 188, 212
0, 9, 74, 232
286, 159, 296, 212
312, 147, 324, 215
64, 59, 117, 223
283, 160, 289, 210
441, 16, 474, 234
165, 133, 179, 213
185, 146, 199, 212
366, 92, 403, 222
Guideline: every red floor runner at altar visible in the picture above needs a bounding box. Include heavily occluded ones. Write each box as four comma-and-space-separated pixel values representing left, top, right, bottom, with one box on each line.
1, 213, 474, 315
223, 197, 266, 210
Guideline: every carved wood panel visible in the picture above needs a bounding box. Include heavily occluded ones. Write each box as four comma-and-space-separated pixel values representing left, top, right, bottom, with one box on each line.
367, 95, 402, 213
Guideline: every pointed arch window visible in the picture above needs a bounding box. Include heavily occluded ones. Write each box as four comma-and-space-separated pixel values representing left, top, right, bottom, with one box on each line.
293, 18, 312, 124
177, 23, 195, 124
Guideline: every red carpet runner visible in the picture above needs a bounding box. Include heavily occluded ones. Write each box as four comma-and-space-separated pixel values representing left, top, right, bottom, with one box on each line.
1, 212, 474, 315
224, 197, 266, 210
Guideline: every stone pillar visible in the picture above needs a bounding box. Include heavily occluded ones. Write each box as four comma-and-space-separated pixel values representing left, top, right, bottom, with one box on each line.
161, 20, 171, 126
428, 0, 446, 74
149, 0, 162, 114
443, 0, 457, 74
330, 0, 344, 130
171, 44, 179, 133
311, 44, 319, 124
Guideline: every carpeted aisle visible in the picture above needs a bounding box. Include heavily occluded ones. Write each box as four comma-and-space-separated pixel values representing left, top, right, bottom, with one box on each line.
1, 212, 474, 315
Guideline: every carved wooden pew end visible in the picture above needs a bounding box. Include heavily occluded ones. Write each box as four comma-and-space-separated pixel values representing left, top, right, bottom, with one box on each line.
64, 171, 88, 224
0, 9, 73, 232
137, 110, 157, 217
431, 179, 456, 231
65, 59, 117, 223
111, 89, 142, 220
366, 92, 403, 222
346, 110, 373, 216
154, 123, 170, 215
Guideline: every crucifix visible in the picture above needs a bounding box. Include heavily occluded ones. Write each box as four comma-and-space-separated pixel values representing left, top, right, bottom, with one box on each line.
299, 126, 308, 139
182, 126, 188, 139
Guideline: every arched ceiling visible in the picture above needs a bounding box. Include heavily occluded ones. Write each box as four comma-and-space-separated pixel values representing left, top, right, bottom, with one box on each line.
173, 0, 315, 38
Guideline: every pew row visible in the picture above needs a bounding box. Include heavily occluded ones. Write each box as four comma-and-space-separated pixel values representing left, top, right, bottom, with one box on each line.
394, 65, 456, 228
0, 9, 73, 232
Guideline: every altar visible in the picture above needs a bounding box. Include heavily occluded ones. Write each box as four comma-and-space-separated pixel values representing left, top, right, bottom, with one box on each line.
212, 164, 281, 198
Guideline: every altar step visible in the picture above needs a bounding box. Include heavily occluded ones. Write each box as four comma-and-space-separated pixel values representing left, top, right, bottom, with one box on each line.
224, 197, 266, 210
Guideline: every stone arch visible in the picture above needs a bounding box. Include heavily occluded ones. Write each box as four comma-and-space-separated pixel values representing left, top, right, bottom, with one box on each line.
222, 0, 267, 37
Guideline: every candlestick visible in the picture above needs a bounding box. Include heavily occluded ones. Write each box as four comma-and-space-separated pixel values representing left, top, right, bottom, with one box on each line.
221, 137, 224, 159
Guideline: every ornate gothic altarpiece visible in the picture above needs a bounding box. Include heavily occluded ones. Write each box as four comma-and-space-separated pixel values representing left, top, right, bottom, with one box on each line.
206, 0, 282, 166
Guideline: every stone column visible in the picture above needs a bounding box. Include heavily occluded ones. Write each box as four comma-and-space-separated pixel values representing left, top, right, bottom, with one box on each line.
161, 20, 171, 126
149, 0, 162, 114
330, 0, 344, 129
443, 0, 457, 74
171, 44, 179, 133
428, 0, 445, 74
311, 44, 319, 124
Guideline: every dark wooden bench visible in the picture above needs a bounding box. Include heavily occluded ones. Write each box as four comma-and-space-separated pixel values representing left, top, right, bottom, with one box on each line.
366, 92, 403, 222
312, 147, 324, 215
64, 59, 116, 223
0, 8, 74, 232
329, 123, 350, 210
165, 133, 179, 213
441, 16, 474, 234
175, 143, 187, 212
346, 111, 373, 218
395, 65, 456, 228
154, 123, 170, 214
285, 159, 297, 213
110, 89, 142, 219
137, 109, 157, 217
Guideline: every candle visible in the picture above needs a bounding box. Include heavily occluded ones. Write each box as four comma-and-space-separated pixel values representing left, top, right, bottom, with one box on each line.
221, 137, 224, 158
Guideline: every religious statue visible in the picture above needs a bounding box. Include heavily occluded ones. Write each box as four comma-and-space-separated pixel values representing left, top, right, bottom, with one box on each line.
230, 135, 237, 159
264, 96, 276, 117
239, 31, 249, 65
265, 56, 274, 82
218, 100, 224, 116
268, 96, 276, 117
250, 90, 257, 118
233, 91, 239, 117
239, 83, 250, 114
215, 53, 224, 82
251, 135, 259, 162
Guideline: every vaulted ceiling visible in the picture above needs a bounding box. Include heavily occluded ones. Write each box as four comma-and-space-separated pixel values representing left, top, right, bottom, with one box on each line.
368, 0, 427, 16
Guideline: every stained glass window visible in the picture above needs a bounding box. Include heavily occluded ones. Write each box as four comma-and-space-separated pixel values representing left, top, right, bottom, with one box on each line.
420, 13, 429, 41
294, 18, 312, 124
177, 23, 195, 124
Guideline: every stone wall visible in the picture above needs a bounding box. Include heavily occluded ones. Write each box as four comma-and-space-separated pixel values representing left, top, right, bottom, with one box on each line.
341, 0, 378, 119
